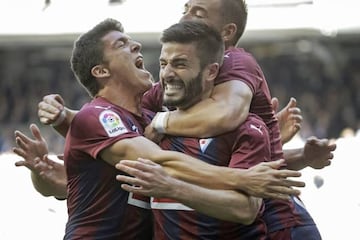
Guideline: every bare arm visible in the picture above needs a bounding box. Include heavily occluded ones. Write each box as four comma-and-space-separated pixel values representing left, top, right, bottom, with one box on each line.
283, 136, 337, 170
102, 136, 305, 198
116, 158, 261, 224
149, 80, 252, 138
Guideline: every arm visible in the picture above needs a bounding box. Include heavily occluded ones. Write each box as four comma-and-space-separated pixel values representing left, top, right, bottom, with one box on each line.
272, 97, 302, 144
150, 80, 252, 138
12, 124, 67, 199
38, 94, 78, 138
283, 136, 336, 170
102, 136, 304, 199
116, 158, 261, 224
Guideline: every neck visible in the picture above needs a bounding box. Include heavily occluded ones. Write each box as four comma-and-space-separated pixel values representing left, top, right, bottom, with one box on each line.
96, 86, 143, 116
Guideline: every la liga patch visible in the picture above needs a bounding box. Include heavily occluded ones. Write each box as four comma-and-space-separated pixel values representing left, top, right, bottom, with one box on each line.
99, 110, 128, 137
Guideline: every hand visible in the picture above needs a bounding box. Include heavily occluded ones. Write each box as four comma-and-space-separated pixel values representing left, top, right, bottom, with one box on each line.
116, 158, 176, 198
34, 154, 67, 198
13, 123, 49, 173
272, 97, 302, 144
303, 136, 336, 169
144, 124, 164, 144
241, 159, 305, 200
38, 94, 65, 125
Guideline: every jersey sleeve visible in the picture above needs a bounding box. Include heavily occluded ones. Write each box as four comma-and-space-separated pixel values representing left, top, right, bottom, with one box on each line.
229, 114, 271, 169
216, 48, 263, 95
69, 107, 140, 159
141, 82, 164, 112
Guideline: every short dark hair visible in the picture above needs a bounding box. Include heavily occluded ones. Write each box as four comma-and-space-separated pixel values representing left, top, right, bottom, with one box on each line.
161, 21, 224, 68
220, 0, 248, 46
70, 18, 124, 97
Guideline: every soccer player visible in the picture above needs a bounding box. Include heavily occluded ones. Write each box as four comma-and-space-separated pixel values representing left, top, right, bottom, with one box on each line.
14, 18, 305, 239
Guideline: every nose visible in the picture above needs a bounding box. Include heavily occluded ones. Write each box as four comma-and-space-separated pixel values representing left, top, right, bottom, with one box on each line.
180, 13, 192, 22
160, 63, 175, 81
131, 40, 142, 52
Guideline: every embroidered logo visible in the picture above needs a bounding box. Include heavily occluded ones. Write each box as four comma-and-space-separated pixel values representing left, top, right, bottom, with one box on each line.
250, 124, 263, 135
199, 138, 213, 153
99, 110, 128, 137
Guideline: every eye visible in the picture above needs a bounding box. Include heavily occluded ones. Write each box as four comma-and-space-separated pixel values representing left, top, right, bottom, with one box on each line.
194, 10, 206, 18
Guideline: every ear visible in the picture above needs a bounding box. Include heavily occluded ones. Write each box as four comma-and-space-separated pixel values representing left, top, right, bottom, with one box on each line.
91, 64, 111, 78
206, 63, 220, 82
221, 23, 237, 43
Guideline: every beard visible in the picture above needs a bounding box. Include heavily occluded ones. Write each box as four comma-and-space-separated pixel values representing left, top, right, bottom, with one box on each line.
163, 71, 203, 109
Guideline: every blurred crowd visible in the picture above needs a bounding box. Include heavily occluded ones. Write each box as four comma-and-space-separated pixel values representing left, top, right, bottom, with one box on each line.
1, 36, 359, 153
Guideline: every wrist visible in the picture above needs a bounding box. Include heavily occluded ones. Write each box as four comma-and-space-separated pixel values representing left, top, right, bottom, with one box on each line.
51, 109, 66, 127
152, 112, 170, 134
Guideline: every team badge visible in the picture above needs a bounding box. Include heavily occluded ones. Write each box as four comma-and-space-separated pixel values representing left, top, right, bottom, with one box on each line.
199, 138, 213, 153
99, 110, 128, 137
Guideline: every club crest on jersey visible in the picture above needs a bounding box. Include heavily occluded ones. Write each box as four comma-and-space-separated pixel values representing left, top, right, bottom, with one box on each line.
199, 138, 213, 153
99, 110, 128, 137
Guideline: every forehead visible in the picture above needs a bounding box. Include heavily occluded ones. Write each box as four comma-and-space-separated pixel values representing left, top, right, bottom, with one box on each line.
101, 30, 129, 45
184, 0, 221, 12
160, 42, 199, 62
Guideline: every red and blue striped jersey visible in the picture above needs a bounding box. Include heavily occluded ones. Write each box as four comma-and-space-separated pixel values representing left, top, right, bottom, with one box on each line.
64, 97, 154, 240
152, 113, 270, 240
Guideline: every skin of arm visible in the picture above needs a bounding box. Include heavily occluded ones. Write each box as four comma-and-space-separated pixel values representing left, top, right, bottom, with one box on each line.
116, 158, 261, 224
283, 136, 336, 171
163, 80, 252, 138
103, 136, 305, 198
13, 124, 67, 199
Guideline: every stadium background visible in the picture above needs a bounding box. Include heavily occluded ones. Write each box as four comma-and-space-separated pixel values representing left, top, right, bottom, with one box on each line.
0, 0, 359, 239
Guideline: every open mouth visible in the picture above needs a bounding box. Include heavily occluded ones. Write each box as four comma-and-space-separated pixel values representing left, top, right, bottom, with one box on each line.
135, 57, 144, 69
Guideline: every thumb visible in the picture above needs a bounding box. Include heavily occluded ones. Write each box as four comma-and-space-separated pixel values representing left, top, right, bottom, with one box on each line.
271, 97, 279, 112
286, 97, 297, 109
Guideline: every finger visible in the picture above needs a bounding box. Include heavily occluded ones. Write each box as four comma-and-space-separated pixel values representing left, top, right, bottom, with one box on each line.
288, 107, 302, 115
137, 158, 158, 166
268, 185, 301, 197
116, 163, 148, 179
116, 174, 142, 185
282, 179, 306, 188
43, 94, 65, 110
14, 130, 32, 146
262, 159, 286, 169
287, 97, 297, 108
118, 160, 155, 172
121, 184, 145, 195
276, 169, 302, 178
13, 147, 26, 159
29, 123, 43, 142
271, 97, 279, 112
14, 160, 26, 167
15, 136, 29, 151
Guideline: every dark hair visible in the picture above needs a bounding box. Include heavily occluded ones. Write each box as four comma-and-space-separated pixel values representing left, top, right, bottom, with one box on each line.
220, 0, 248, 46
70, 18, 124, 97
161, 21, 224, 68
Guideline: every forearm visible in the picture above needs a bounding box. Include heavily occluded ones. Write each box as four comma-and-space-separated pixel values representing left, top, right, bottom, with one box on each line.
30, 172, 67, 199
283, 148, 306, 170
164, 81, 252, 138
169, 178, 261, 224
157, 150, 243, 190
104, 137, 242, 190
52, 108, 78, 138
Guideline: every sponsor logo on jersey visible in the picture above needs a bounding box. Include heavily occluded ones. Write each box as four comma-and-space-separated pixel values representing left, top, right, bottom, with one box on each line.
99, 110, 128, 137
